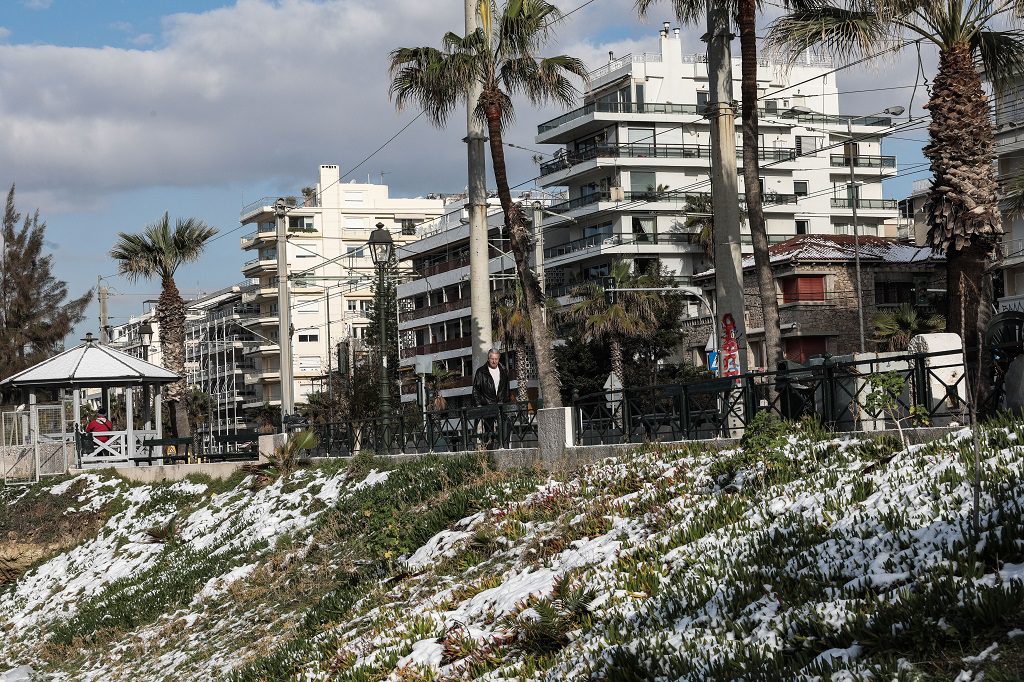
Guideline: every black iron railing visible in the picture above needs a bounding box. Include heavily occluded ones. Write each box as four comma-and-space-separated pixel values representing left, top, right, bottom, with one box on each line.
309, 403, 538, 456
572, 349, 970, 446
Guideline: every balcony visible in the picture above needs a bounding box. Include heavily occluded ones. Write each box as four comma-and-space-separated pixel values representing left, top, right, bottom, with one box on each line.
538, 101, 700, 134
420, 256, 470, 278
539, 143, 798, 177
829, 154, 897, 169
537, 98, 890, 136
830, 198, 899, 210
401, 336, 472, 359
401, 297, 472, 322
546, 189, 798, 215
241, 255, 277, 274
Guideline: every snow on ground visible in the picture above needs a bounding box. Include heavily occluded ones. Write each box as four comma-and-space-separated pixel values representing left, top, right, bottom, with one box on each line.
5, 421, 1024, 681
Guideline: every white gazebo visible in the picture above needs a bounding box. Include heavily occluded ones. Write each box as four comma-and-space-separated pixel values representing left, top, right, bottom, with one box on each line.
0, 333, 179, 467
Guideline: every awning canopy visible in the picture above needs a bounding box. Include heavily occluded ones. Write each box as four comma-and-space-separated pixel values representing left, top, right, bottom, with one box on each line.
0, 340, 179, 389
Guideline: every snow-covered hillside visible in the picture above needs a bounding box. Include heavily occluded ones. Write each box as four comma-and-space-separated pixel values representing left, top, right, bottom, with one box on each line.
2, 417, 1024, 680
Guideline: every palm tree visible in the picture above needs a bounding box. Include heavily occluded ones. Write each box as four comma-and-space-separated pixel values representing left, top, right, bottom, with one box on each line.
389, 0, 587, 408
767, 0, 1024, 353
561, 261, 665, 386
638, 0, 786, 371
872, 304, 946, 351
494, 285, 532, 403
110, 213, 217, 437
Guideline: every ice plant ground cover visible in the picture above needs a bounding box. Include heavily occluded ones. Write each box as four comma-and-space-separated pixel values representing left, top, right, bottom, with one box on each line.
2, 416, 1024, 680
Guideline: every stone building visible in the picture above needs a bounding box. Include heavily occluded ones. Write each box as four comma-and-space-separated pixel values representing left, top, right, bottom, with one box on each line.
689, 235, 945, 368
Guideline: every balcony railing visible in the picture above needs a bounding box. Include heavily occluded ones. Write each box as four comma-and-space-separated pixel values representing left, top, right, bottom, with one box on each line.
401, 336, 472, 359
419, 256, 470, 278
537, 98, 890, 135
830, 198, 899, 210
543, 231, 694, 259
401, 297, 473, 322
538, 101, 700, 133
829, 154, 897, 169
547, 189, 798, 215
539, 144, 798, 176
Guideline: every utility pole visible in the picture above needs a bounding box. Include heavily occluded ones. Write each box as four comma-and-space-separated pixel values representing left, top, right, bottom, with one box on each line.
532, 202, 547, 325
97, 275, 110, 343
705, 0, 748, 374
847, 117, 867, 353
275, 199, 295, 420
466, 0, 493, 369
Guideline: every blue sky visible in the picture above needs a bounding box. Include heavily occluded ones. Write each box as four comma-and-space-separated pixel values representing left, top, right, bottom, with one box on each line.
0, 0, 930, 342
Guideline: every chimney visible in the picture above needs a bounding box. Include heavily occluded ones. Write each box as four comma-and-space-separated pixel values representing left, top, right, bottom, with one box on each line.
660, 21, 669, 37
609, 50, 615, 62
673, 27, 680, 37
320, 164, 340, 187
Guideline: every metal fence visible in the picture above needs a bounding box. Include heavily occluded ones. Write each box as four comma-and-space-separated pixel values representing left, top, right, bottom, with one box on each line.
572, 349, 970, 446
2, 404, 70, 484
309, 403, 538, 457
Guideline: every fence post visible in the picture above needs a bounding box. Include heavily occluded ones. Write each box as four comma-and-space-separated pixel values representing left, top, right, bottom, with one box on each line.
460, 407, 469, 452
426, 412, 435, 453
913, 352, 929, 410
680, 384, 690, 439
622, 389, 633, 444
822, 363, 836, 428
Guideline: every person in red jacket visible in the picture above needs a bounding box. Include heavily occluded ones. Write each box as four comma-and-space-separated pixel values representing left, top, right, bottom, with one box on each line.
85, 412, 113, 444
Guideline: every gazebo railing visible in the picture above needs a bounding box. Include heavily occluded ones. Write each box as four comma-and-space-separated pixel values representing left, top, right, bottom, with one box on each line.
78, 429, 160, 468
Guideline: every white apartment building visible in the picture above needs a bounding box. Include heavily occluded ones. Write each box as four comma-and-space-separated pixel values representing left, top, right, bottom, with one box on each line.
534, 26, 900, 316
184, 285, 259, 442
239, 164, 445, 409
396, 198, 541, 407
994, 81, 1024, 313
108, 306, 163, 367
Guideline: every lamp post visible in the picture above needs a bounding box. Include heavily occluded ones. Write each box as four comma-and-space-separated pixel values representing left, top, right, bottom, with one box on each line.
788, 104, 904, 353
368, 223, 395, 432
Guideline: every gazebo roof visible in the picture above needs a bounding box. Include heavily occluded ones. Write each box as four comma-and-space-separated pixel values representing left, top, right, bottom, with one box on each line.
0, 340, 179, 388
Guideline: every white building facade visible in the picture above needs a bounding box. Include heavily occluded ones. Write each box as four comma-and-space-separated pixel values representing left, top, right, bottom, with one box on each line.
995, 81, 1024, 313
239, 164, 445, 409
533, 27, 900, 361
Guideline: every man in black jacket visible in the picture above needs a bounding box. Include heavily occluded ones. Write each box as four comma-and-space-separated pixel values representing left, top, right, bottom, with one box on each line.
472, 349, 509, 448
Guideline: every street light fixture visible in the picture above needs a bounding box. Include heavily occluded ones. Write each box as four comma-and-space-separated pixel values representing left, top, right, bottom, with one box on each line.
368, 223, 395, 436
788, 104, 904, 353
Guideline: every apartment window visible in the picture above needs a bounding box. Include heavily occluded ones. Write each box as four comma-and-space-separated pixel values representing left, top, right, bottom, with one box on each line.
297, 330, 319, 343
347, 300, 357, 312
298, 356, 321, 372
875, 280, 914, 306
295, 245, 319, 259
784, 336, 828, 364
796, 219, 809, 235
630, 171, 657, 194
288, 216, 315, 231
795, 136, 823, 156
632, 216, 655, 243
400, 219, 418, 235
780, 275, 826, 303
697, 90, 710, 114
794, 180, 808, 198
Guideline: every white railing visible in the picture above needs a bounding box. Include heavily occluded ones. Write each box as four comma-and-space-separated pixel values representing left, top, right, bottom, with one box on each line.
78, 429, 160, 468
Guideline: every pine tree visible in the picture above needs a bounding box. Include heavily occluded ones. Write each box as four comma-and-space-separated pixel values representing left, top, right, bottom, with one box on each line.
0, 185, 92, 380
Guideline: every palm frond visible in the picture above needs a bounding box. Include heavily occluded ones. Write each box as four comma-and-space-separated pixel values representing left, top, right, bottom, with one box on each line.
635, 0, 712, 25
388, 46, 468, 127
766, 2, 897, 63
974, 29, 1024, 93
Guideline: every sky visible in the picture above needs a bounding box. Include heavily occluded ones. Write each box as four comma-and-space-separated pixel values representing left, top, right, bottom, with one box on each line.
0, 0, 936, 343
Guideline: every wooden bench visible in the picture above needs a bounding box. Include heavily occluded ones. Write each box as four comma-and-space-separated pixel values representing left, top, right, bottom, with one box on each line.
138, 437, 193, 465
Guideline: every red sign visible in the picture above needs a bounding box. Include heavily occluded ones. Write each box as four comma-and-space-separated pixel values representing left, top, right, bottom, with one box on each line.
720, 313, 741, 379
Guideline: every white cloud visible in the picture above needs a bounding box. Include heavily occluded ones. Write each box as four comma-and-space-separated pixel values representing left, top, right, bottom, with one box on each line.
22, 0, 52, 10
0, 0, 928, 212
128, 33, 154, 46
0, 27, 10, 42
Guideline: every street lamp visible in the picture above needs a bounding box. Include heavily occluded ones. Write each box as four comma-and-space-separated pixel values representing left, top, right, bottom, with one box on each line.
789, 104, 905, 353
368, 223, 394, 427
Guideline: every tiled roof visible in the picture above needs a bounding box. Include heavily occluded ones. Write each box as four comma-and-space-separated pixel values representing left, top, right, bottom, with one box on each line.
1, 341, 179, 388
695, 235, 943, 278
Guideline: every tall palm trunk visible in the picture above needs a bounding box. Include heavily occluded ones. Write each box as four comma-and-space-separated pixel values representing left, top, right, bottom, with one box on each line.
609, 338, 625, 388
158, 275, 190, 438
514, 343, 530, 403
482, 95, 563, 407
739, 0, 782, 372
924, 42, 1002, 350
